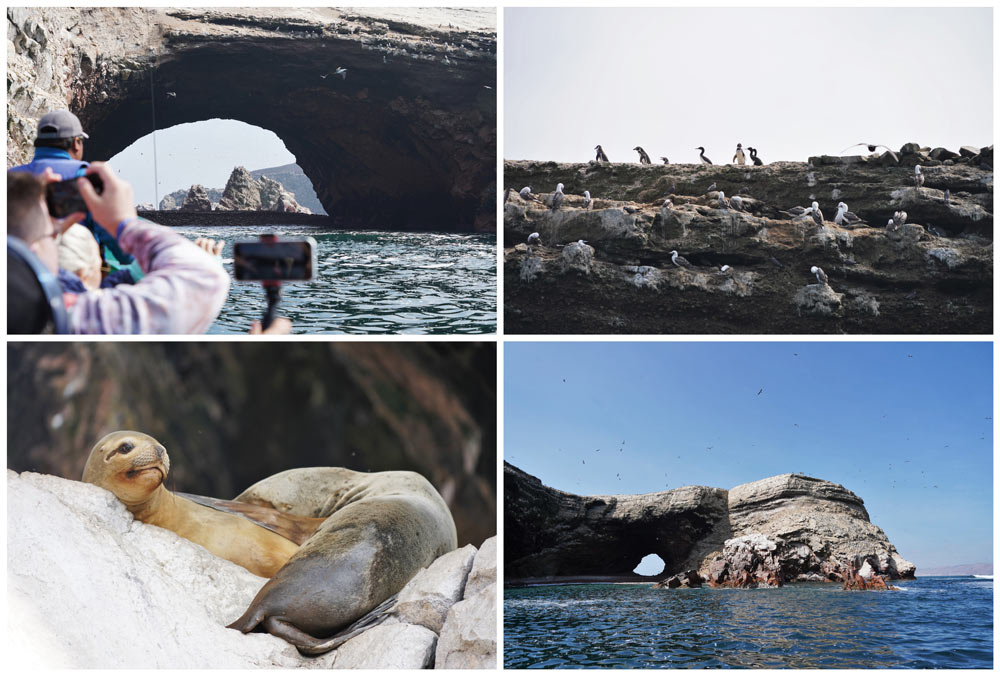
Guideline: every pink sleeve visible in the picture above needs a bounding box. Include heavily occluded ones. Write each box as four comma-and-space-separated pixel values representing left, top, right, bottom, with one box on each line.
67, 221, 230, 334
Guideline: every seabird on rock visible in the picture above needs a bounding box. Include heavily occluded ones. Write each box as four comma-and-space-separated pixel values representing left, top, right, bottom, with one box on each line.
810, 201, 824, 226
335, 67, 348, 80
696, 146, 713, 165
748, 147, 763, 166
927, 224, 947, 237
780, 205, 811, 218
595, 145, 609, 162
733, 143, 746, 165
660, 156, 670, 164
886, 218, 898, 232
706, 182, 717, 194
527, 232, 540, 245
810, 265, 829, 285
720, 264, 732, 273
583, 190, 592, 210
834, 202, 864, 226
661, 198, 673, 209
893, 210, 908, 226
519, 186, 535, 202
943, 188, 950, 202
914, 165, 924, 188
550, 183, 565, 210
717, 190, 730, 209
623, 205, 639, 214
670, 250, 694, 268
839, 143, 899, 162
633, 146, 652, 164
730, 195, 745, 212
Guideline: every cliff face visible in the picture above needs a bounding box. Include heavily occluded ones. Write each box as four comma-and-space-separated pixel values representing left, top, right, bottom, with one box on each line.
504, 463, 915, 584
7, 7, 496, 231
503, 154, 992, 333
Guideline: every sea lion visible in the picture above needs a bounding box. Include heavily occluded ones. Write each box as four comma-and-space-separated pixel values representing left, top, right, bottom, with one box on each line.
82, 431, 458, 655
82, 430, 300, 578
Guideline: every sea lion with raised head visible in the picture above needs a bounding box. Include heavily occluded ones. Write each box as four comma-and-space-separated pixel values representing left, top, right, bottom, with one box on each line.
83, 431, 458, 655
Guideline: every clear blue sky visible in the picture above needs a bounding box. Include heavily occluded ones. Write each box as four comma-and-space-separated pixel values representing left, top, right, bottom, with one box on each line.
505, 342, 993, 571
505, 7, 993, 163
108, 119, 296, 207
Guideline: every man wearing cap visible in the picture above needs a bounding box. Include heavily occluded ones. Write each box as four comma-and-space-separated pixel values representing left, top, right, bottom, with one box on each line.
9, 109, 138, 275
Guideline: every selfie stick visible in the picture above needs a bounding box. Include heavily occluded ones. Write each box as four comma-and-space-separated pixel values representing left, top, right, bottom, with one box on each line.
260, 234, 281, 331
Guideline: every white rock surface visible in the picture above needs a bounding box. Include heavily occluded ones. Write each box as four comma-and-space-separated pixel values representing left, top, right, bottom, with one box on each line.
7, 470, 497, 669
464, 536, 497, 599
434, 584, 497, 669
392, 544, 477, 633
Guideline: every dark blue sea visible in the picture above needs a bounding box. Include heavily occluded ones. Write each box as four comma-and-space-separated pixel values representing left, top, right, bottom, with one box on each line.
171, 225, 496, 334
504, 577, 993, 668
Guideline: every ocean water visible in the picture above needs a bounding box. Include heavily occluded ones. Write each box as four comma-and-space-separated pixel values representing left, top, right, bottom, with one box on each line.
169, 225, 496, 334
504, 577, 993, 669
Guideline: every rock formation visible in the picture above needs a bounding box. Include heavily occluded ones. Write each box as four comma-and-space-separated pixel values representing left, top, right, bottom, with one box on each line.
160, 186, 222, 210
217, 166, 262, 211
251, 163, 325, 214
504, 146, 992, 333
258, 175, 310, 213
8, 469, 496, 668
180, 183, 213, 211
7, 7, 496, 231
504, 463, 915, 587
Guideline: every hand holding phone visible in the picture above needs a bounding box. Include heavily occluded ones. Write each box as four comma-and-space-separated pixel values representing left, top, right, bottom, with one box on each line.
45, 173, 103, 219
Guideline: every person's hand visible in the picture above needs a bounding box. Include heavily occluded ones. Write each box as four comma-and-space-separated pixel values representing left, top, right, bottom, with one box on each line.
77, 162, 137, 236
39, 167, 85, 234
194, 237, 224, 256
249, 317, 293, 335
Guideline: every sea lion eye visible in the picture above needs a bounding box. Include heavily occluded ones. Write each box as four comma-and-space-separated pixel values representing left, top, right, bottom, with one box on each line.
115, 442, 135, 455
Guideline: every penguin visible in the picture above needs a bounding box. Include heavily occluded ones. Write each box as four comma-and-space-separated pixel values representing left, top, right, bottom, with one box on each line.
550, 183, 565, 210
660, 156, 670, 165
696, 146, 713, 165
748, 147, 763, 166
733, 143, 746, 165
810, 266, 829, 285
595, 145, 610, 162
633, 146, 652, 164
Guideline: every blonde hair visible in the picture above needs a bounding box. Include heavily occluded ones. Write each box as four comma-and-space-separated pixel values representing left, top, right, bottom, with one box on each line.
58, 223, 101, 279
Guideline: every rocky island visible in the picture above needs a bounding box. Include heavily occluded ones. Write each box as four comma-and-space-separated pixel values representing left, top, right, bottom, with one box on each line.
8, 7, 496, 231
505, 462, 915, 589
504, 145, 992, 333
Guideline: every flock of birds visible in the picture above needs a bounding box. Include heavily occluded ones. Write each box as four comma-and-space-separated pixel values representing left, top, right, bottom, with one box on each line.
508, 146, 950, 289
594, 143, 765, 166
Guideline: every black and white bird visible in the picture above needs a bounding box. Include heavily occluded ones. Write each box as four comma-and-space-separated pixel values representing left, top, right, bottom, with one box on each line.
914, 165, 925, 188
660, 156, 670, 164
583, 190, 592, 210
634, 146, 652, 164
780, 205, 811, 218
335, 67, 348, 80
748, 147, 763, 166
810, 201, 824, 226
550, 183, 565, 210
733, 143, 746, 165
696, 146, 713, 165
730, 195, 745, 212
893, 210, 908, 226
595, 145, 609, 162
527, 232, 540, 246
670, 250, 694, 268
720, 264, 732, 273
661, 197, 673, 209
886, 218, 898, 232
834, 202, 864, 226
717, 190, 730, 209
810, 265, 829, 285
839, 143, 899, 162
519, 186, 536, 202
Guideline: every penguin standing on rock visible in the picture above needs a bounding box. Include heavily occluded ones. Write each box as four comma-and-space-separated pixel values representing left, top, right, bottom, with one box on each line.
595, 145, 610, 162
696, 147, 713, 165
733, 143, 746, 165
633, 146, 652, 164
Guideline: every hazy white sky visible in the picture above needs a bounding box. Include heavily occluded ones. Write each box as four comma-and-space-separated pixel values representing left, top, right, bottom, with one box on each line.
108, 119, 295, 206
505, 7, 993, 163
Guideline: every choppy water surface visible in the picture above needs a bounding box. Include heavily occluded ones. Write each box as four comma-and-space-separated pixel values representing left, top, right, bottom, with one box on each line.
504, 577, 992, 668
171, 225, 496, 334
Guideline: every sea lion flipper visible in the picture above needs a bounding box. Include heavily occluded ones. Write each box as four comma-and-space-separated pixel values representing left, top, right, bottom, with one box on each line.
177, 492, 323, 545
283, 594, 399, 656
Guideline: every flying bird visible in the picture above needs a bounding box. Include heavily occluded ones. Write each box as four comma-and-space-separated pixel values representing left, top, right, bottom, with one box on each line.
335, 67, 348, 80
839, 143, 899, 162
166, 91, 177, 98
810, 265, 829, 285
757, 388, 763, 396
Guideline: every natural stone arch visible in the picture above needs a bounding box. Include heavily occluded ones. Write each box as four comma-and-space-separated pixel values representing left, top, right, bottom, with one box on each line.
9, 8, 496, 231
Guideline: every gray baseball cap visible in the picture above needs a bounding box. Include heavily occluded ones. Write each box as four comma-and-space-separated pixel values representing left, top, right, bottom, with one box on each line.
36, 109, 89, 140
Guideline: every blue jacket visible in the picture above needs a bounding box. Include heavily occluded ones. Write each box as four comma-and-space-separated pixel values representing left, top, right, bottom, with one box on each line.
9, 148, 138, 269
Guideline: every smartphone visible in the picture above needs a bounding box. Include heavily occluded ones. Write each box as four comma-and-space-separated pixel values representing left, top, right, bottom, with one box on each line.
45, 173, 104, 218
233, 237, 317, 281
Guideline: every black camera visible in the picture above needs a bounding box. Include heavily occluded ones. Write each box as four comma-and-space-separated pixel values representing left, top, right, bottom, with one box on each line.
45, 173, 104, 218
233, 237, 317, 282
